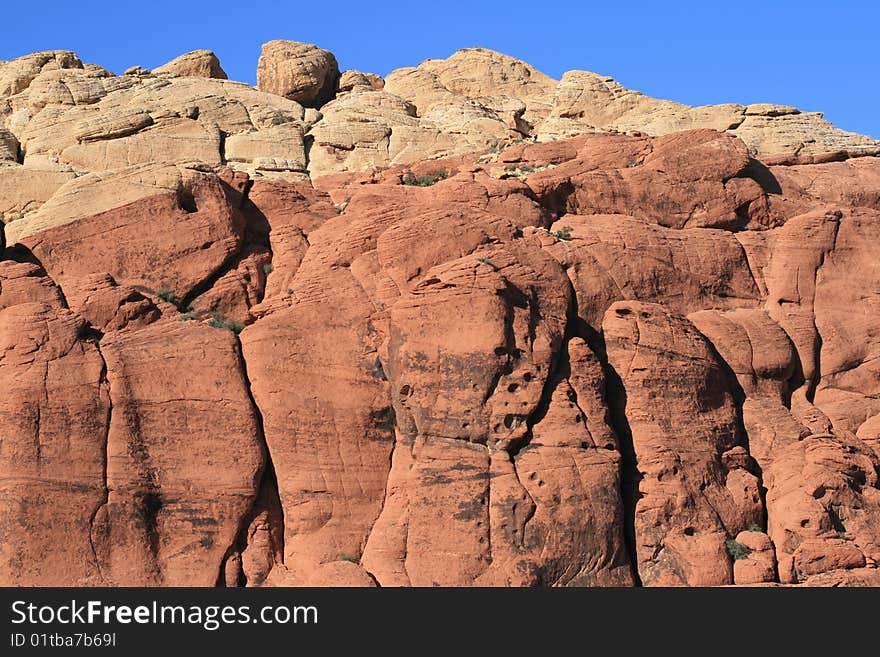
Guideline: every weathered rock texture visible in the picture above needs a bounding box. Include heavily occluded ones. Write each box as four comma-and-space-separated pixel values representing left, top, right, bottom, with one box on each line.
256, 40, 338, 107
153, 50, 228, 80
1, 42, 879, 587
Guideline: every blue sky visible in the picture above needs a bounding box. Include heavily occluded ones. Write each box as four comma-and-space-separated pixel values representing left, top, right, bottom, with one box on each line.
2, 1, 877, 137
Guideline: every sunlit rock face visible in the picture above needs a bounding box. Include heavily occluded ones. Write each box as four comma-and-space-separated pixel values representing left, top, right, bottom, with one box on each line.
1, 43, 879, 587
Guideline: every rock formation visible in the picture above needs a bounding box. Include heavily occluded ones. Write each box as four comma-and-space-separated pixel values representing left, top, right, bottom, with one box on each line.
256, 40, 339, 107
153, 50, 228, 79
1, 41, 879, 587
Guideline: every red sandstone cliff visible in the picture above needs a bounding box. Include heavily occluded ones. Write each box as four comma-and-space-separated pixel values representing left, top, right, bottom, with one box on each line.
1, 44, 879, 586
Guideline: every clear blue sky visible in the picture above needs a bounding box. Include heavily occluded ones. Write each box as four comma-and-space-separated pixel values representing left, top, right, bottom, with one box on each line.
2, 1, 877, 137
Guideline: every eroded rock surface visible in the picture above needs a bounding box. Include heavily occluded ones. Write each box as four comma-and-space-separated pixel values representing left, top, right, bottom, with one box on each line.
1, 43, 879, 587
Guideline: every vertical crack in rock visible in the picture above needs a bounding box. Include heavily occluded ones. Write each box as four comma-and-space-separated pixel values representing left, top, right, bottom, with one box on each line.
734, 237, 765, 303
358, 356, 395, 587
600, 357, 643, 587
507, 453, 538, 541
806, 218, 840, 404
240, 177, 276, 307
360, 438, 393, 586
220, 334, 286, 586
86, 340, 112, 585
119, 374, 164, 583
700, 334, 771, 535
218, 130, 227, 165
303, 132, 314, 173
559, 267, 644, 586
503, 268, 639, 585
32, 401, 42, 466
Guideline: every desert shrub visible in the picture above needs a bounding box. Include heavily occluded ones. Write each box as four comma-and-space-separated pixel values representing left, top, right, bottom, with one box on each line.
156, 286, 176, 303
725, 539, 752, 561
550, 226, 573, 241
402, 170, 448, 187
504, 164, 537, 177
207, 312, 245, 334
339, 554, 358, 563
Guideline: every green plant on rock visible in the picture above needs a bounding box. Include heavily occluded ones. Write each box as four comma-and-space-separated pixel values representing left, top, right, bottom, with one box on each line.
747, 523, 762, 533
339, 554, 358, 563
156, 286, 176, 303
550, 226, 573, 241
207, 312, 245, 334
262, 263, 274, 275
503, 163, 537, 178
402, 170, 448, 187
725, 539, 752, 561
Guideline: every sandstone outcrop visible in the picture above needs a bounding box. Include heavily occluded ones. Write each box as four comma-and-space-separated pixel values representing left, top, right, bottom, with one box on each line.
0, 50, 83, 97
153, 49, 228, 79
2, 42, 875, 239
256, 40, 338, 107
385, 47, 556, 126
337, 70, 384, 95
536, 70, 880, 163
1, 42, 879, 587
